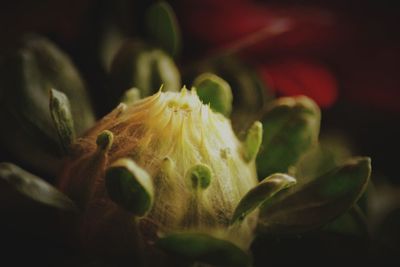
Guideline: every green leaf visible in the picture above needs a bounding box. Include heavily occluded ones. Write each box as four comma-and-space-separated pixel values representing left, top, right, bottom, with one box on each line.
156, 232, 251, 267
105, 158, 154, 216
231, 173, 296, 224
323, 205, 369, 237
193, 73, 233, 117
109, 40, 180, 103
242, 121, 263, 162
258, 157, 371, 234
0, 162, 76, 211
256, 96, 320, 178
49, 88, 75, 154
0, 34, 94, 174
146, 1, 182, 57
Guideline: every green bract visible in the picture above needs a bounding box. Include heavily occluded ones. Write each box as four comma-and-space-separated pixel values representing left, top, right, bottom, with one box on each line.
0, 35, 94, 174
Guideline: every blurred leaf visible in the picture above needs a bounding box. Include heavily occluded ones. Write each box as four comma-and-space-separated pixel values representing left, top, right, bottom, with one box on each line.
256, 96, 320, 178
146, 1, 182, 57
323, 205, 369, 237
258, 157, 371, 234
121, 87, 141, 106
294, 146, 339, 186
0, 162, 76, 211
193, 73, 232, 117
156, 232, 251, 267
0, 34, 94, 174
231, 173, 296, 224
109, 40, 180, 105
49, 88, 75, 154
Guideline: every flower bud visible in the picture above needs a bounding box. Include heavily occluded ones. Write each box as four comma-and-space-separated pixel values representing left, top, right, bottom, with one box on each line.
59, 89, 259, 261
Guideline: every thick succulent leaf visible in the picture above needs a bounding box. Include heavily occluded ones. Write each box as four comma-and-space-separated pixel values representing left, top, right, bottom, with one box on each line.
193, 73, 233, 117
231, 173, 296, 224
185, 56, 269, 132
49, 88, 75, 154
109, 40, 180, 103
256, 96, 320, 178
0, 162, 76, 211
146, 1, 182, 56
258, 157, 371, 234
105, 158, 154, 216
294, 145, 344, 186
156, 232, 251, 267
242, 121, 263, 162
0, 35, 94, 174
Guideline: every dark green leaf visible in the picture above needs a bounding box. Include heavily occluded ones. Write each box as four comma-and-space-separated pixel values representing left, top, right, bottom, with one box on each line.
146, 1, 182, 56
0, 162, 76, 211
156, 232, 251, 267
323, 205, 369, 237
231, 173, 296, 224
256, 96, 320, 178
193, 73, 232, 116
0, 34, 94, 174
49, 88, 75, 154
258, 157, 371, 234
105, 158, 154, 216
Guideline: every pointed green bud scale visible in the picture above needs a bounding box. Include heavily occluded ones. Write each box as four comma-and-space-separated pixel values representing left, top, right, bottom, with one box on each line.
96, 130, 114, 152
121, 87, 141, 106
243, 121, 263, 162
105, 158, 154, 216
193, 73, 233, 117
0, 162, 76, 211
156, 232, 251, 267
186, 164, 212, 190
257, 96, 321, 178
231, 173, 296, 224
146, 1, 182, 57
258, 157, 371, 234
49, 88, 75, 154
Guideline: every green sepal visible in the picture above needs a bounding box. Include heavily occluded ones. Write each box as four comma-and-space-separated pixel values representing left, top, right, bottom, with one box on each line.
146, 1, 182, 57
105, 158, 154, 216
121, 87, 141, 106
193, 73, 233, 117
0, 34, 94, 174
109, 40, 180, 103
0, 162, 76, 211
186, 163, 212, 190
258, 157, 371, 234
243, 121, 263, 162
49, 88, 75, 154
256, 96, 320, 178
156, 232, 251, 267
231, 173, 296, 224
